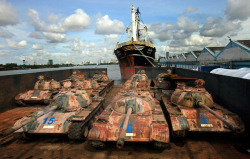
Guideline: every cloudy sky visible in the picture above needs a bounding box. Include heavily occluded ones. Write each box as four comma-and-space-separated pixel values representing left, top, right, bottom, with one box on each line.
0, 0, 250, 64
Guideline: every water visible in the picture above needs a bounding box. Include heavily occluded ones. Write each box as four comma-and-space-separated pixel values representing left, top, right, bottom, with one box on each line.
0, 64, 123, 84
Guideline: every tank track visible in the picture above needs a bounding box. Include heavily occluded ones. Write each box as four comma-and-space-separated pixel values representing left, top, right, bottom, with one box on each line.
154, 141, 170, 149
68, 122, 85, 140
90, 140, 106, 149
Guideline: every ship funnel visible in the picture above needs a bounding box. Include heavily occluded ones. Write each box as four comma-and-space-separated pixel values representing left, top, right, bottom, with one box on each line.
131, 5, 137, 41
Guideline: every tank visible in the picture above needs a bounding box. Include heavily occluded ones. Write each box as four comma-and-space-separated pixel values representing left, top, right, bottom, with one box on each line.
161, 79, 245, 137
69, 70, 85, 81
123, 70, 151, 91
88, 90, 169, 149
92, 71, 114, 95
152, 69, 196, 100
15, 75, 60, 106
2, 89, 104, 140
61, 73, 106, 97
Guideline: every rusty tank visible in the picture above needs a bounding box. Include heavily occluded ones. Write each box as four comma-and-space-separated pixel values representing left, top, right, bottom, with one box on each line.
92, 71, 114, 95
161, 79, 245, 137
123, 70, 151, 91
152, 69, 196, 100
2, 89, 104, 140
88, 89, 169, 149
61, 72, 106, 97
15, 75, 60, 106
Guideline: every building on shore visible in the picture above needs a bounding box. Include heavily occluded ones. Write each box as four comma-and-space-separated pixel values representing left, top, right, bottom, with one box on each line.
160, 39, 250, 71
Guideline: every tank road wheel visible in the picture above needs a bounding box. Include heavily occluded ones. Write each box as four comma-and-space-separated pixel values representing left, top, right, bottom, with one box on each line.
154, 141, 170, 150
90, 140, 106, 149
82, 126, 89, 139
68, 122, 87, 140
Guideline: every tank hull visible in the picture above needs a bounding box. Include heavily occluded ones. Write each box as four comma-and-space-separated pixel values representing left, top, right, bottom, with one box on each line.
88, 90, 169, 148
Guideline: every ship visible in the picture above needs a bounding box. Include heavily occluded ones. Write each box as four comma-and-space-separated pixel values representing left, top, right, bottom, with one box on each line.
114, 5, 156, 80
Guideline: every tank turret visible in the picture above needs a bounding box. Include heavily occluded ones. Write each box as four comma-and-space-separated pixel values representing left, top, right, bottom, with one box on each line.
123, 70, 151, 90
170, 80, 214, 107
15, 75, 60, 106
88, 90, 169, 149
161, 79, 245, 137
2, 89, 104, 140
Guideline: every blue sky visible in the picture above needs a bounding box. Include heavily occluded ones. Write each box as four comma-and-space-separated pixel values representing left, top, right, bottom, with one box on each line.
0, 0, 250, 64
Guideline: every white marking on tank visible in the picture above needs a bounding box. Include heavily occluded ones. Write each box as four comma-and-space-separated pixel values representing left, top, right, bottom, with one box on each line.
126, 133, 135, 136
201, 124, 213, 128
43, 125, 54, 128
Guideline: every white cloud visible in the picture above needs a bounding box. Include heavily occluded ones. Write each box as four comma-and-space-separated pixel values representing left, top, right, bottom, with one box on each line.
43, 32, 66, 43
173, 31, 190, 40
32, 44, 44, 50
63, 9, 90, 31
0, 50, 10, 55
27, 9, 44, 31
86, 43, 95, 48
225, 0, 250, 21
0, 28, 14, 38
95, 15, 124, 35
177, 16, 199, 33
105, 34, 118, 39
200, 17, 240, 37
29, 31, 43, 39
148, 23, 175, 41
6, 39, 28, 49
27, 9, 65, 33
230, 17, 250, 39
0, 44, 5, 49
0, 0, 18, 26
162, 34, 222, 54
158, 31, 172, 41
71, 38, 84, 51
184, 7, 198, 13
46, 13, 59, 23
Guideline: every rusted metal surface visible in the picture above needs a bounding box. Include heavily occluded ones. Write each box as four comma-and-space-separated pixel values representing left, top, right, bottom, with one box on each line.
2, 89, 104, 139
88, 89, 169, 149
15, 76, 60, 105
0, 86, 249, 158
162, 79, 245, 136
152, 70, 197, 100
123, 70, 151, 91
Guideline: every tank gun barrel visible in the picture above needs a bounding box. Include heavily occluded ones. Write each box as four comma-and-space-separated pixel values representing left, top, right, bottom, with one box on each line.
116, 107, 133, 149
197, 102, 240, 132
0, 105, 58, 137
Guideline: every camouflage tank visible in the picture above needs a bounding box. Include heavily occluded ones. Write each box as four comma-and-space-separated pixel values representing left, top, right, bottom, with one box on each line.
92, 71, 114, 95
123, 70, 151, 91
15, 75, 60, 106
2, 89, 104, 140
61, 72, 105, 97
69, 70, 85, 81
161, 79, 245, 137
152, 69, 196, 100
88, 90, 169, 149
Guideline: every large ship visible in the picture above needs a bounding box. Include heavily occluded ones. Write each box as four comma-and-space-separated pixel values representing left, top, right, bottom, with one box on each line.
114, 5, 156, 80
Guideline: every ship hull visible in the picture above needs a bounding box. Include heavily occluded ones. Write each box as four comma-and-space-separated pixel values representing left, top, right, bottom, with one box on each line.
114, 42, 156, 79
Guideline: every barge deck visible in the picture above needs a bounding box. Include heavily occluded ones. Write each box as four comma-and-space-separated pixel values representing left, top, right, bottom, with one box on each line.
0, 85, 248, 159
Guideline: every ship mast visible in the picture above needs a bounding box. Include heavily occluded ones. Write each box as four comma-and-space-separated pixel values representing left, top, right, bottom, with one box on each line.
131, 5, 137, 41
136, 8, 140, 41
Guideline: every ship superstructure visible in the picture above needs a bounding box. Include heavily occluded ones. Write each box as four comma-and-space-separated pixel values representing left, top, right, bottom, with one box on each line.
114, 5, 156, 79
